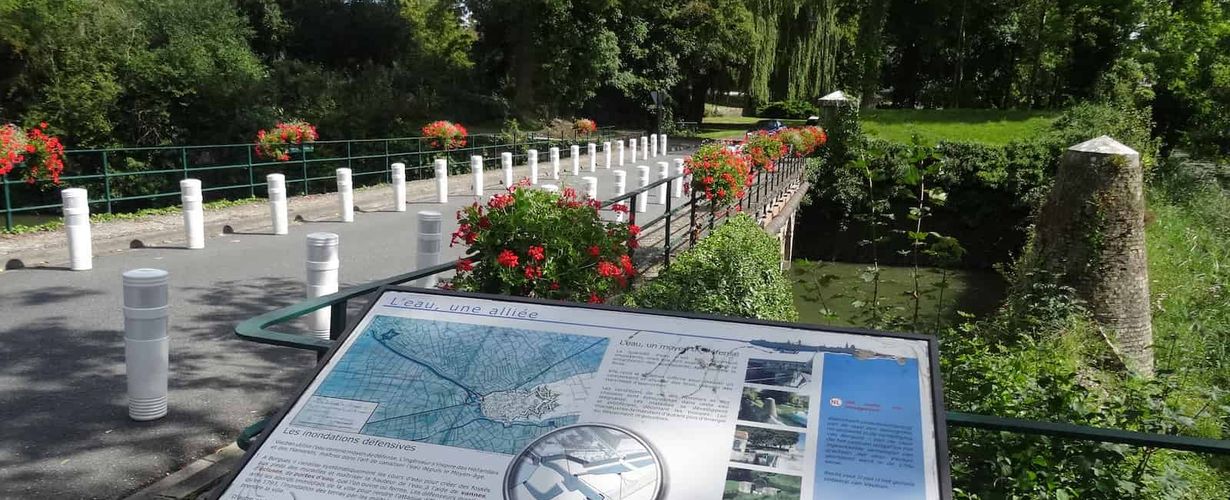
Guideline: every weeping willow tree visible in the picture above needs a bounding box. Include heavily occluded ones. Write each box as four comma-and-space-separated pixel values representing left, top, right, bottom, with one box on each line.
744, 0, 843, 113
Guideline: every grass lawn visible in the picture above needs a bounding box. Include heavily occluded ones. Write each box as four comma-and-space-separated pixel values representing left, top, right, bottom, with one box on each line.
695, 107, 1057, 145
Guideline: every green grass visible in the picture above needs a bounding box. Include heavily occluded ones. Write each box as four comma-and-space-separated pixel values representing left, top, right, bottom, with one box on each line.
790, 260, 1006, 331
695, 106, 1057, 145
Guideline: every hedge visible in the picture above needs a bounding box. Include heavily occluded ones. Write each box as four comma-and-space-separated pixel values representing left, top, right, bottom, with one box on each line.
624, 214, 798, 321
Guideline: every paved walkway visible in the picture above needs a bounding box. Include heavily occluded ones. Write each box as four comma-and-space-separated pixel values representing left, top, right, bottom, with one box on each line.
0, 143, 695, 499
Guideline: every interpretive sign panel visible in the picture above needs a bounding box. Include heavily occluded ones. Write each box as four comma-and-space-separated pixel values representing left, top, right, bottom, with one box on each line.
216, 288, 951, 499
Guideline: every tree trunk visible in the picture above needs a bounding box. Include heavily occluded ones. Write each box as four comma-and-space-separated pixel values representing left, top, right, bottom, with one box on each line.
1031, 136, 1153, 376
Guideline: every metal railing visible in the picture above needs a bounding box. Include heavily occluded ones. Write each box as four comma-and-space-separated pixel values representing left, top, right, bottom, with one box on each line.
0, 128, 621, 231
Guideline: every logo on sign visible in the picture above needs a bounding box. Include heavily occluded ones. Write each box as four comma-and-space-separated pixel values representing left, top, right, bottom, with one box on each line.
829, 397, 843, 407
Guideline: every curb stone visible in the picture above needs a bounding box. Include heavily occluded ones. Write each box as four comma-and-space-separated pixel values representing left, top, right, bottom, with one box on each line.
123, 444, 242, 500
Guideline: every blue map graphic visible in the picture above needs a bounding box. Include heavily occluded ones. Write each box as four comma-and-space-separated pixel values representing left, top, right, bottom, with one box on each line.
307, 315, 608, 455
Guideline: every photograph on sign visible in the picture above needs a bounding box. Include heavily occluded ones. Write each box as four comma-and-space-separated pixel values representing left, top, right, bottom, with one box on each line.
215, 288, 949, 499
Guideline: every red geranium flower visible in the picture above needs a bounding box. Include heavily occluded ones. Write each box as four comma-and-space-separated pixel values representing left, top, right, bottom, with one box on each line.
497, 249, 519, 268
528, 245, 545, 261
456, 258, 474, 272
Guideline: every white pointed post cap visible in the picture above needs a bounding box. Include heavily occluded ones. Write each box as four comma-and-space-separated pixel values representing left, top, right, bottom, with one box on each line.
818, 91, 851, 103
1068, 136, 1139, 157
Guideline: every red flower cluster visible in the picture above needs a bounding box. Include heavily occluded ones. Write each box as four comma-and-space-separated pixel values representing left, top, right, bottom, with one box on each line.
2, 122, 66, 185
685, 143, 752, 208
742, 131, 788, 173
255, 121, 318, 162
422, 120, 468, 151
574, 118, 597, 134
777, 126, 828, 157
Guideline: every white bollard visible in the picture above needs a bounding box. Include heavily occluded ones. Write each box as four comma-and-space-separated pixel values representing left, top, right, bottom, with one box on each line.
673, 158, 685, 198
414, 211, 442, 288
570, 145, 580, 175
528, 149, 539, 185
636, 166, 650, 213
630, 138, 638, 162
471, 155, 484, 197
603, 142, 612, 169
656, 162, 669, 205
501, 152, 514, 187
613, 170, 628, 222
434, 159, 449, 203
642, 136, 649, 160
618, 140, 626, 167
582, 176, 598, 199
61, 188, 92, 271
550, 147, 561, 180
123, 268, 170, 421
267, 174, 288, 235
336, 168, 354, 222
650, 134, 658, 158
660, 134, 668, 155
391, 163, 406, 212
179, 179, 204, 249
306, 233, 340, 341
587, 143, 597, 172
541, 184, 560, 193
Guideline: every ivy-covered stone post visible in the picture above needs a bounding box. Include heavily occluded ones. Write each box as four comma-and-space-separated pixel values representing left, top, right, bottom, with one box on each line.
1032, 136, 1153, 376
818, 90, 853, 131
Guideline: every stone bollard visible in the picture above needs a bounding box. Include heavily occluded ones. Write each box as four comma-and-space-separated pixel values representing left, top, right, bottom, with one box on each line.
267, 174, 289, 235
528, 149, 539, 185
641, 136, 649, 160
570, 145, 581, 175
434, 159, 449, 203
61, 188, 93, 271
630, 138, 638, 162
123, 268, 170, 421
336, 168, 354, 222
391, 163, 407, 212
414, 211, 442, 288
541, 184, 560, 193
650, 134, 658, 158
603, 142, 612, 169
583, 176, 598, 199
673, 158, 685, 198
587, 143, 597, 172
636, 166, 650, 213
471, 155, 484, 197
613, 170, 628, 222
179, 179, 204, 249
660, 134, 668, 155
501, 152, 514, 187
550, 147, 561, 180
306, 233, 339, 340
656, 162, 670, 205
618, 140, 626, 166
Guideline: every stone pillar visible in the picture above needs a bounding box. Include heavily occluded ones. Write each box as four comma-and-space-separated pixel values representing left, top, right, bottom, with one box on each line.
818, 91, 853, 131
1032, 136, 1153, 376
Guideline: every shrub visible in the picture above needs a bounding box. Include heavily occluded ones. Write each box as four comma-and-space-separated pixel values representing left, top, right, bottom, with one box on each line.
421, 120, 468, 151
756, 100, 816, 119
1, 122, 65, 184
573, 118, 597, 134
624, 214, 798, 321
743, 131, 788, 172
254, 121, 318, 162
449, 184, 638, 303
686, 143, 752, 208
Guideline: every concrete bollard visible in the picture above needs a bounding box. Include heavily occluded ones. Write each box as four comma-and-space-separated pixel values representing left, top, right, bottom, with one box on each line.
414, 211, 442, 288
123, 268, 170, 421
642, 136, 649, 160
179, 179, 204, 249
636, 166, 650, 213
570, 145, 581, 175
673, 158, 685, 198
613, 170, 628, 222
630, 138, 638, 162
660, 134, 668, 155
582, 176, 598, 199
391, 163, 406, 212
267, 174, 289, 235
501, 152, 514, 187
336, 168, 354, 222
541, 184, 560, 193
471, 155, 484, 197
656, 162, 670, 205
61, 188, 92, 271
587, 143, 597, 172
434, 159, 449, 203
306, 233, 340, 341
550, 147, 561, 180
650, 134, 658, 158
603, 142, 612, 169
528, 149, 539, 185
618, 140, 626, 167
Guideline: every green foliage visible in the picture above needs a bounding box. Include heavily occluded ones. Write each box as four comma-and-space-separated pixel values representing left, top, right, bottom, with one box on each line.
625, 213, 797, 321
861, 108, 1058, 146
755, 100, 817, 119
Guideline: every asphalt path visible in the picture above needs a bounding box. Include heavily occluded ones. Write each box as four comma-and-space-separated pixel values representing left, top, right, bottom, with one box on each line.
0, 146, 692, 498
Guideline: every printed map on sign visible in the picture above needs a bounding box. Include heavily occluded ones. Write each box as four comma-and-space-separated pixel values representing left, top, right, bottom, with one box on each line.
292, 315, 608, 455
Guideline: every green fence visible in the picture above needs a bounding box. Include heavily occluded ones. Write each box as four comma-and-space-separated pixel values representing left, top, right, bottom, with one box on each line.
0, 127, 624, 231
